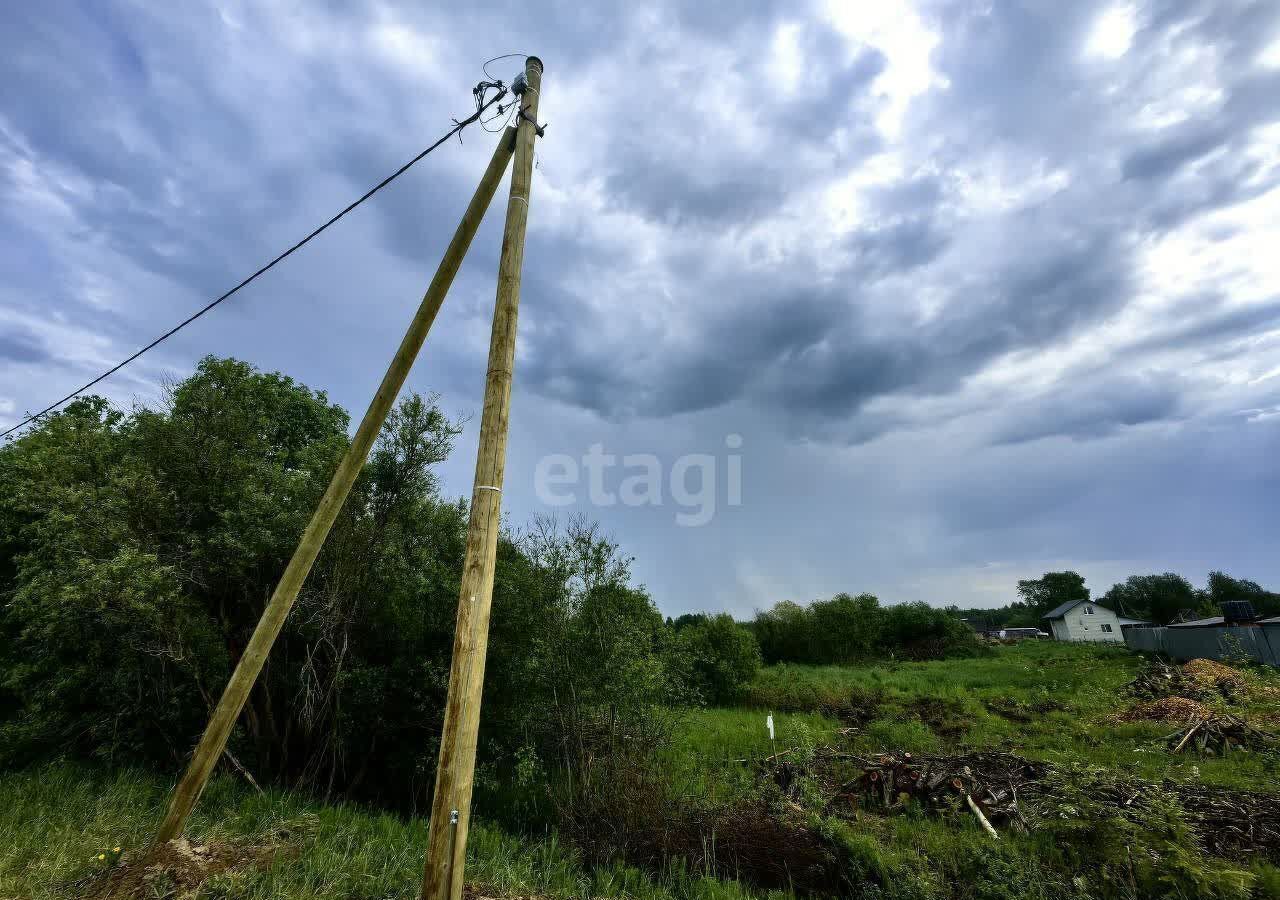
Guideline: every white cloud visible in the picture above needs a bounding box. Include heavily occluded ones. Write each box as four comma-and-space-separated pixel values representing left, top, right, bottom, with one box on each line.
1258, 36, 1280, 69
821, 0, 942, 137
1085, 4, 1138, 60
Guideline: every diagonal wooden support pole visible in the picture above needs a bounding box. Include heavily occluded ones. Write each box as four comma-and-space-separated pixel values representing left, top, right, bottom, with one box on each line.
152, 125, 518, 845
419, 55, 543, 900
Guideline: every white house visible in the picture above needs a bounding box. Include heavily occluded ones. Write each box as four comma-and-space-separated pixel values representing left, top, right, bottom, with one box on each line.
1041, 599, 1148, 643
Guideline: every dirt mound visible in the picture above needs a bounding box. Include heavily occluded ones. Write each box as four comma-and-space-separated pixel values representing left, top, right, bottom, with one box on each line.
81, 836, 288, 900
565, 795, 848, 895
1183, 658, 1247, 696
1114, 696, 1213, 724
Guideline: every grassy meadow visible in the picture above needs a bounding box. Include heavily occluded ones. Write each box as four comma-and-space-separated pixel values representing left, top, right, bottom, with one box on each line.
685, 641, 1278, 791
4, 641, 1279, 900
0, 763, 766, 900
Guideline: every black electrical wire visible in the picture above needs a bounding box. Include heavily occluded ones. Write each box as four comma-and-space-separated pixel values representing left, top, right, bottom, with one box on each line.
1, 84, 508, 440
482, 53, 529, 84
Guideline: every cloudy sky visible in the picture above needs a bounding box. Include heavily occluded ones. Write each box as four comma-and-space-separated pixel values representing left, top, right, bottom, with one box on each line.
3, 1, 1280, 615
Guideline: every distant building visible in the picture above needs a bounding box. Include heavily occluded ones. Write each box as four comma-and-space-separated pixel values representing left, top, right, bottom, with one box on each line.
1000, 626, 1049, 641
1041, 599, 1148, 643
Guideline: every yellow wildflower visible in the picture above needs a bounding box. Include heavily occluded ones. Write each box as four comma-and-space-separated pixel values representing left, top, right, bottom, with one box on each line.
97, 854, 106, 861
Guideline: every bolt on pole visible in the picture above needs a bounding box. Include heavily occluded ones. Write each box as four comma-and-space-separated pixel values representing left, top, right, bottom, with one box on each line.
152, 125, 518, 846
419, 55, 543, 900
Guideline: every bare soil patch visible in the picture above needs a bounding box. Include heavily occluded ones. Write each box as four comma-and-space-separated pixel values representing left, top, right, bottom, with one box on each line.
80, 835, 294, 900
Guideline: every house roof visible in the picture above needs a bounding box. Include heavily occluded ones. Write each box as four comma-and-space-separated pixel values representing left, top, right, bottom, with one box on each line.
1169, 616, 1225, 628
1039, 600, 1150, 623
1042, 598, 1095, 620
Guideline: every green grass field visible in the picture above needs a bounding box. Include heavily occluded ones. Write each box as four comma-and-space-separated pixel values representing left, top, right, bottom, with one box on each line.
0, 763, 769, 900
668, 642, 1278, 797
4, 642, 1278, 899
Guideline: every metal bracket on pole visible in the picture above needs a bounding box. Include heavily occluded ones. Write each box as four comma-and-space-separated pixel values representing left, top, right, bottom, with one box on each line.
518, 105, 546, 137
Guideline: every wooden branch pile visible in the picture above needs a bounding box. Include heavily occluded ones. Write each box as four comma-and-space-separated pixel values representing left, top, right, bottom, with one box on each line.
835, 752, 1043, 836
1164, 714, 1276, 755
1127, 660, 1208, 701
760, 743, 1280, 861
1169, 781, 1280, 860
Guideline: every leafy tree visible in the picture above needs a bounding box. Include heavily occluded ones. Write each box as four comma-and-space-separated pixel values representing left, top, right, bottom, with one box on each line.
0, 358, 675, 813
1204, 571, 1280, 619
752, 593, 977, 664
880, 601, 980, 660
810, 592, 883, 663
668, 612, 710, 631
751, 600, 813, 664
1016, 571, 1089, 617
1101, 574, 1198, 624
669, 614, 761, 705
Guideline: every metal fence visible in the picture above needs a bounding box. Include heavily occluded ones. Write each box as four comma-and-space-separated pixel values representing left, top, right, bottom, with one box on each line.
1123, 623, 1280, 666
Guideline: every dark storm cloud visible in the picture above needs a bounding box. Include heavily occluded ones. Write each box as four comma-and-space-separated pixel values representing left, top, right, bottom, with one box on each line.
764, 222, 1135, 424
1121, 125, 1230, 181
990, 373, 1183, 445
845, 218, 948, 276
507, 0, 1276, 447
916, 0, 1105, 156
521, 176, 1138, 437
602, 168, 791, 230
1125, 295, 1280, 356
0, 2, 340, 309
0, 328, 49, 364
7, 0, 1267, 452
5, 0, 1280, 612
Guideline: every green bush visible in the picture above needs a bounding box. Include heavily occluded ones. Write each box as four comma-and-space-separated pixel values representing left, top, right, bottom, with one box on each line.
0, 358, 675, 814
669, 614, 761, 705
751, 594, 980, 665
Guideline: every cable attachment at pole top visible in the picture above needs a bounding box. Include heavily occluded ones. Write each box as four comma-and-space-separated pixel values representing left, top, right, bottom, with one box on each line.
472, 80, 506, 111
457, 80, 511, 140
518, 105, 546, 138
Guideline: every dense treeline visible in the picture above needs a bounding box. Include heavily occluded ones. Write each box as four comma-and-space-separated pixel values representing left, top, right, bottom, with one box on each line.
0, 358, 758, 812
953, 569, 1280, 631
750, 593, 981, 664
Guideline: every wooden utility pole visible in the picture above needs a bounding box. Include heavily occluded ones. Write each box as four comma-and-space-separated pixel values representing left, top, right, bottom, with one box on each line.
420, 55, 543, 900
153, 125, 519, 845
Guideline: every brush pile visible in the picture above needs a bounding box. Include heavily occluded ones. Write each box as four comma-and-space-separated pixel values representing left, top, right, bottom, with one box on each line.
81, 836, 293, 900
760, 745, 1280, 860
1169, 781, 1280, 859
1118, 658, 1277, 753
822, 751, 1046, 834
1162, 713, 1276, 755
1127, 659, 1209, 701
